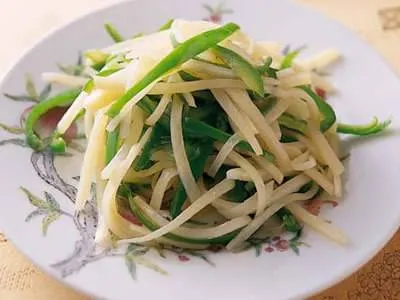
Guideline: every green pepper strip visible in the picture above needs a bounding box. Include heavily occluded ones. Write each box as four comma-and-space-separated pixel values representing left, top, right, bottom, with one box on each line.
278, 113, 308, 134
281, 47, 305, 69
106, 22, 240, 118
105, 128, 120, 164
183, 117, 275, 162
158, 19, 174, 31
97, 68, 123, 77
24, 89, 80, 152
301, 86, 336, 132
337, 117, 391, 136
169, 140, 214, 218
276, 208, 302, 233
258, 57, 278, 78
83, 80, 94, 93
136, 96, 275, 161
134, 124, 165, 171
280, 135, 298, 143
129, 197, 238, 245
104, 23, 124, 43
214, 45, 264, 97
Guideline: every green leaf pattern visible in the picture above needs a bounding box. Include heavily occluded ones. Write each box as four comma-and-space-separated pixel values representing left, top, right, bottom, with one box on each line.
3, 74, 53, 103
20, 187, 62, 236
0, 123, 24, 135
124, 244, 168, 279
25, 74, 38, 100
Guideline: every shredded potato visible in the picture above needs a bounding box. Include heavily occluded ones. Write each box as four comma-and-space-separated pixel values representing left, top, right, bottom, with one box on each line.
42, 19, 380, 252
75, 109, 108, 210
149, 79, 247, 94
212, 89, 263, 155
118, 179, 235, 244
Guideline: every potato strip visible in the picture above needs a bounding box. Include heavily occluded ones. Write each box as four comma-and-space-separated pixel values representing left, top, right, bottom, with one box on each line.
84, 108, 94, 139
292, 151, 317, 171
226, 168, 272, 182
136, 196, 251, 239
75, 110, 108, 210
308, 122, 344, 175
212, 89, 263, 155
150, 168, 179, 210
100, 128, 153, 242
264, 98, 290, 123
227, 186, 318, 251
287, 203, 348, 245
149, 79, 247, 94
225, 88, 291, 170
57, 91, 87, 134
252, 155, 284, 184
118, 179, 235, 244
304, 167, 335, 195
225, 149, 268, 215
208, 133, 242, 177
171, 96, 201, 202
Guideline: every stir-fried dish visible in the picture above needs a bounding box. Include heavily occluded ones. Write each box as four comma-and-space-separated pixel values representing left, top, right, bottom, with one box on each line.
23, 20, 390, 251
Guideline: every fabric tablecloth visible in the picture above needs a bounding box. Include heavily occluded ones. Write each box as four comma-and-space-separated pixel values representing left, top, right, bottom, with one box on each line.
0, 0, 399, 299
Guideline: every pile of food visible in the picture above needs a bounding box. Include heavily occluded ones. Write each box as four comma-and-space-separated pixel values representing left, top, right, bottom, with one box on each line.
24, 19, 390, 251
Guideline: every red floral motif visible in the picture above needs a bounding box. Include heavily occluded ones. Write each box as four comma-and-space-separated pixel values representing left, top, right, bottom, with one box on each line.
178, 255, 190, 262
274, 239, 290, 252
264, 246, 274, 253
203, 2, 233, 23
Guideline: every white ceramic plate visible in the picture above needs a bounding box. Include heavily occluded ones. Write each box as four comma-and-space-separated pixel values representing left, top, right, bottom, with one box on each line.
0, 0, 399, 299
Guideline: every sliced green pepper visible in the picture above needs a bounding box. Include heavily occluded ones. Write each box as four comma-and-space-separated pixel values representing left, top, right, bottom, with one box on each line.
134, 124, 166, 171
136, 97, 275, 162
158, 19, 174, 31
278, 113, 308, 134
281, 47, 305, 69
214, 45, 264, 96
337, 117, 391, 136
258, 57, 278, 79
178, 71, 199, 81
276, 208, 302, 233
280, 135, 298, 143
106, 22, 240, 118
83, 80, 94, 93
301, 86, 336, 132
105, 128, 120, 164
97, 68, 123, 77
24, 89, 80, 152
104, 23, 124, 43
183, 117, 274, 162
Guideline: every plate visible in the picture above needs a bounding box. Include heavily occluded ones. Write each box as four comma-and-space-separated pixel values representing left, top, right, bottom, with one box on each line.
0, 0, 399, 299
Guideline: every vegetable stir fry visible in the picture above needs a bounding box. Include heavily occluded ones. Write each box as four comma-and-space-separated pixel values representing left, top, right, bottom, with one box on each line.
24, 20, 390, 251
